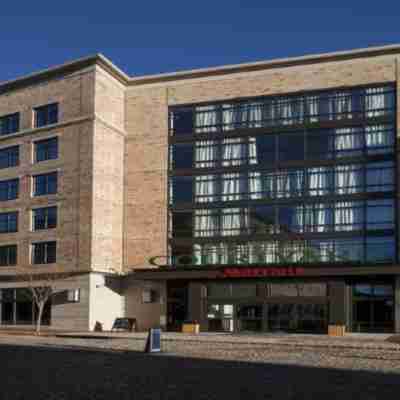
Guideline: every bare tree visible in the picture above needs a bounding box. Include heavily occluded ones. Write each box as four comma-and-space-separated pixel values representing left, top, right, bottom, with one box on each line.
15, 267, 71, 335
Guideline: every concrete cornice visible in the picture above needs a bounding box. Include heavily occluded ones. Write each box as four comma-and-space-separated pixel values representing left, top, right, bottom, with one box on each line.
1, 44, 400, 94
128, 44, 400, 85
0, 54, 130, 95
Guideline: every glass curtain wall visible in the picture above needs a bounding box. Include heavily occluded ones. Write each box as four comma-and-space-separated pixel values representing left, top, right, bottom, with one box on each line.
169, 85, 396, 267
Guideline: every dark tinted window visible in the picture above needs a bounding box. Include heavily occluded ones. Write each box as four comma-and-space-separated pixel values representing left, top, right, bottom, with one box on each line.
33, 172, 58, 196
171, 176, 193, 204
172, 212, 193, 238
35, 137, 58, 162
278, 133, 304, 162
255, 135, 276, 165
250, 206, 275, 234
307, 131, 334, 160
171, 143, 193, 169
170, 108, 194, 135
33, 206, 57, 230
32, 241, 57, 264
35, 103, 58, 128
0, 245, 17, 266
0, 179, 19, 201
0, 113, 19, 135
0, 212, 18, 233
0, 146, 19, 169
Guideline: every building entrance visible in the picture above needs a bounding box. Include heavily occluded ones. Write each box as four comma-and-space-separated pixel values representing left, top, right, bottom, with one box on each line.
351, 283, 394, 333
267, 303, 328, 332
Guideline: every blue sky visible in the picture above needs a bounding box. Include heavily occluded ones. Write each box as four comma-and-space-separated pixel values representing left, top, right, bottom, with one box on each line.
0, 1, 399, 81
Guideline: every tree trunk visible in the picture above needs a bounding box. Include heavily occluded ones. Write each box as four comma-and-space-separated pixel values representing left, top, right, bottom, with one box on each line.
36, 302, 44, 335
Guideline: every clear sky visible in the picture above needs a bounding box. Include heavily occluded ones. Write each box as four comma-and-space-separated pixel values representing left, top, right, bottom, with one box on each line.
0, 1, 399, 81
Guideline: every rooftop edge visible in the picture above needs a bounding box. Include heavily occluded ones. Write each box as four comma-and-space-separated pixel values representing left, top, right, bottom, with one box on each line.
1, 44, 400, 94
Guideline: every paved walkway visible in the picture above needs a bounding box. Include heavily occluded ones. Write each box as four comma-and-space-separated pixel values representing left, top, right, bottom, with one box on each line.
52, 331, 400, 351
1, 332, 400, 399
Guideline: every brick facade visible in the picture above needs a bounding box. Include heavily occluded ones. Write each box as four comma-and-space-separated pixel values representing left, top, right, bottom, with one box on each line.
0, 46, 399, 331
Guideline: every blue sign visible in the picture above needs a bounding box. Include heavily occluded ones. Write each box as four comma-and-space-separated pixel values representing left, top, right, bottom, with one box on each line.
145, 328, 162, 353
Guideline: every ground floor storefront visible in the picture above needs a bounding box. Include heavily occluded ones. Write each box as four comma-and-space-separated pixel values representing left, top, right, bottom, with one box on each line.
166, 276, 399, 334
0, 270, 398, 334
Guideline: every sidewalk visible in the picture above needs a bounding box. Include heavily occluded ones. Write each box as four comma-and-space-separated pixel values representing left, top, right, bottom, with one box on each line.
51, 331, 400, 351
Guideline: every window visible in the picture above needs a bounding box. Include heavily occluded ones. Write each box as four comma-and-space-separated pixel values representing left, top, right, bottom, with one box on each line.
0, 146, 19, 169
169, 107, 194, 135
170, 176, 192, 204
278, 133, 305, 162
0, 212, 18, 233
0, 245, 17, 266
168, 84, 397, 268
0, 113, 19, 135
32, 241, 56, 264
32, 206, 57, 230
0, 179, 19, 201
33, 172, 58, 196
250, 206, 275, 234
0, 288, 51, 325
171, 143, 193, 169
171, 211, 193, 238
35, 137, 58, 162
169, 85, 395, 135
34, 103, 58, 128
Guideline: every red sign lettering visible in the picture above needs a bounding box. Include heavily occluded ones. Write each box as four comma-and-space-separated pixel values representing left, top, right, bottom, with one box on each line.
220, 267, 305, 278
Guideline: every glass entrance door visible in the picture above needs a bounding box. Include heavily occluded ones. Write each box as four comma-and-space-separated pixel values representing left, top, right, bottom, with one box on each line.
236, 304, 263, 332
207, 304, 234, 332
352, 283, 394, 332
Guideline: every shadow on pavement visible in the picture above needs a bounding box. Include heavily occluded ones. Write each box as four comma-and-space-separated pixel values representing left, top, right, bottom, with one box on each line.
1, 344, 398, 400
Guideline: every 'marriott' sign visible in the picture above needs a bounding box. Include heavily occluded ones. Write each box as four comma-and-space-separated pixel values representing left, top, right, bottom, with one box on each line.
221, 267, 305, 278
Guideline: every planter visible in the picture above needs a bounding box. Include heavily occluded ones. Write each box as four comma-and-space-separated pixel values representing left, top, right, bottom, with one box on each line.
328, 325, 346, 337
182, 323, 200, 334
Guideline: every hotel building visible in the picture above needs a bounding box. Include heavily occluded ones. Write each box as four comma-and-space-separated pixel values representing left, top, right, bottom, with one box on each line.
0, 45, 399, 333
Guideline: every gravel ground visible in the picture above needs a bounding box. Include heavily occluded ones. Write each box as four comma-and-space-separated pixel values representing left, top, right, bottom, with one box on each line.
1, 334, 400, 399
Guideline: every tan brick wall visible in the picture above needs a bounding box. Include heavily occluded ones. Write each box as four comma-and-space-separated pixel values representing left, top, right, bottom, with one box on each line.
90, 66, 125, 273
124, 86, 168, 270
0, 69, 96, 275
123, 53, 398, 270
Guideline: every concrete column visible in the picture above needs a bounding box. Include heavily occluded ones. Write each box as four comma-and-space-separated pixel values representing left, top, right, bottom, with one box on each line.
395, 276, 400, 333
328, 280, 347, 327
188, 282, 207, 331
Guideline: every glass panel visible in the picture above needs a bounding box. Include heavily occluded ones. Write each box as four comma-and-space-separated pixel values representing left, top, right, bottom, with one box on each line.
171, 143, 193, 169
307, 131, 334, 160
221, 173, 247, 201
254, 135, 275, 165
195, 105, 218, 133
335, 164, 363, 194
353, 284, 373, 297
171, 176, 193, 204
334, 238, 363, 263
277, 205, 303, 233
172, 212, 193, 238
195, 175, 218, 203
250, 206, 275, 234
194, 140, 217, 168
366, 125, 394, 155
308, 167, 333, 196
366, 199, 394, 230
304, 203, 333, 232
366, 237, 395, 263
231, 284, 257, 298
207, 284, 231, 298
334, 201, 363, 232
171, 108, 194, 135
366, 162, 394, 192
194, 209, 218, 237
278, 133, 304, 162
